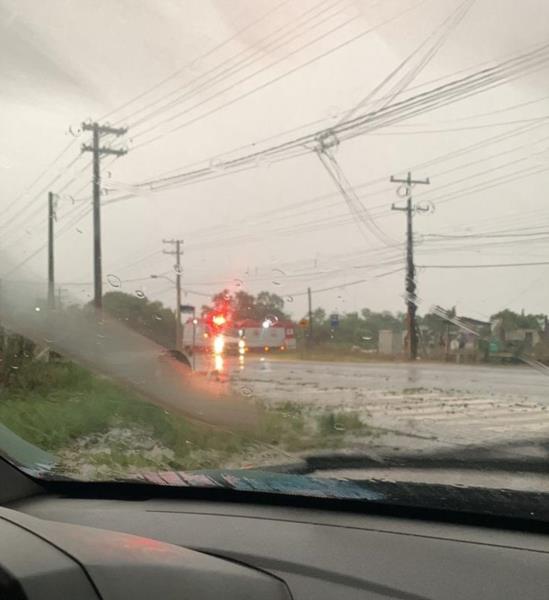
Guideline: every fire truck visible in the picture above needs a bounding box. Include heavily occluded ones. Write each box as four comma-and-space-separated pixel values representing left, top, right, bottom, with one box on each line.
182, 314, 296, 355
236, 318, 296, 352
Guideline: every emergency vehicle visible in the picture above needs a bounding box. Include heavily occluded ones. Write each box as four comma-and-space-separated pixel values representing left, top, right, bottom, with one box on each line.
182, 315, 296, 354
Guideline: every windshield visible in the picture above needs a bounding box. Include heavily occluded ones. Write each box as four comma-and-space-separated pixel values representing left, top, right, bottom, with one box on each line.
2, 0, 549, 516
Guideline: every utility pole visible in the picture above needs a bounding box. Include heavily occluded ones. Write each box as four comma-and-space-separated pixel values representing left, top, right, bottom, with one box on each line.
192, 307, 197, 371
390, 171, 430, 361
307, 286, 313, 345
81, 122, 128, 311
47, 192, 56, 309
162, 239, 184, 350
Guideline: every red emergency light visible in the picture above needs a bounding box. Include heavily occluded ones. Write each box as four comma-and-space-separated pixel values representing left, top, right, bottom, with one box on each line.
205, 308, 230, 333
212, 314, 226, 327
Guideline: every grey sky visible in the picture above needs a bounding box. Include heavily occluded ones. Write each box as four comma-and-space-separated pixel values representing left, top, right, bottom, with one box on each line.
2, 0, 549, 321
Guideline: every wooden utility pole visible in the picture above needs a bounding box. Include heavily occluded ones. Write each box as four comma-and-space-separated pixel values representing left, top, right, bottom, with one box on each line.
81, 122, 128, 311
162, 239, 184, 350
47, 192, 56, 309
390, 171, 430, 361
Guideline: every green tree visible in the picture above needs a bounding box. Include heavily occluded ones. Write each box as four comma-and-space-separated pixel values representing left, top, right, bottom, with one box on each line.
102, 291, 175, 348
311, 307, 326, 325
256, 291, 286, 320
490, 309, 546, 331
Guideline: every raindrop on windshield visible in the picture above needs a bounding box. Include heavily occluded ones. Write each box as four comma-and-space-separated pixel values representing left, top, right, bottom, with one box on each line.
334, 423, 345, 431
234, 278, 243, 288
173, 264, 183, 275
107, 274, 122, 288
76, 228, 83, 234
135, 290, 146, 299
153, 314, 162, 321
272, 268, 286, 286
68, 124, 82, 137
416, 200, 436, 216
285, 295, 294, 303
240, 386, 253, 397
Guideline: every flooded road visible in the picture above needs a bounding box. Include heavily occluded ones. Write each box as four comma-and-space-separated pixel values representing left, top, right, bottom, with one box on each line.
202, 355, 549, 449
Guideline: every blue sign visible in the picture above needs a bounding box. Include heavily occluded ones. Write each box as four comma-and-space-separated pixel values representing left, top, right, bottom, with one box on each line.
329, 313, 339, 328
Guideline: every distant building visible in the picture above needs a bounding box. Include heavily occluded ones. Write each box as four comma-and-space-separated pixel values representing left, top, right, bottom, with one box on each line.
505, 329, 541, 350
378, 329, 403, 355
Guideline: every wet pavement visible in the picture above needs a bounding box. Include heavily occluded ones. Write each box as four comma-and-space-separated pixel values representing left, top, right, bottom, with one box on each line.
199, 354, 549, 449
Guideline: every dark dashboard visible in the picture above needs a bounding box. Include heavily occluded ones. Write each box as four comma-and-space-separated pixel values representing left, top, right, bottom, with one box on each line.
3, 489, 548, 599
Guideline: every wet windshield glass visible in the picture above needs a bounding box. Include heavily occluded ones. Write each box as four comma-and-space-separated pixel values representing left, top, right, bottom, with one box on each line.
2, 0, 549, 509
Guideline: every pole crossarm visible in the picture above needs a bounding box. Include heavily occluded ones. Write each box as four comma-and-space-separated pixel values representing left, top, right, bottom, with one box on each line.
82, 122, 128, 136
81, 144, 127, 157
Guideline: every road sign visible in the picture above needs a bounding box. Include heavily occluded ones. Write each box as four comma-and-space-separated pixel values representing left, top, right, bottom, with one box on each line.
180, 304, 195, 313
329, 313, 339, 328
299, 318, 309, 328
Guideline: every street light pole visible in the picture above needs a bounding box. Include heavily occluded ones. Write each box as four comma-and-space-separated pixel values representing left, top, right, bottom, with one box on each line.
192, 307, 197, 371
175, 242, 182, 351
160, 239, 184, 350
150, 271, 183, 351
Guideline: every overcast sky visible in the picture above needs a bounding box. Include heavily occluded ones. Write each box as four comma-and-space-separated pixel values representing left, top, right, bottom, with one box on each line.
2, 0, 549, 321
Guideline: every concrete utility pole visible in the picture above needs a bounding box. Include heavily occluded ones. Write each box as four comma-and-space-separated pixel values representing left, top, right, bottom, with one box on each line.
81, 122, 128, 311
47, 192, 56, 309
390, 171, 430, 361
162, 239, 184, 350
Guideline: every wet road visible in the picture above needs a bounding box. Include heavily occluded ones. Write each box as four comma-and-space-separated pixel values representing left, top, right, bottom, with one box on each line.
200, 355, 549, 448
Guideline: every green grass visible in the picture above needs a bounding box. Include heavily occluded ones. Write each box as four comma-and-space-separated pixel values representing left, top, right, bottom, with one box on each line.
316, 411, 367, 436
0, 362, 372, 475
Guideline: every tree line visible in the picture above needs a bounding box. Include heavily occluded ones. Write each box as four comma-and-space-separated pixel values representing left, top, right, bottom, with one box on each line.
94, 290, 548, 350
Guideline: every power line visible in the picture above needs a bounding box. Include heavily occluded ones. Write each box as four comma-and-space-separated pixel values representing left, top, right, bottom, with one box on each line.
0, 153, 83, 236
338, 0, 475, 125
129, 0, 350, 130
131, 0, 429, 151
103, 0, 294, 124
418, 261, 549, 269
122, 43, 549, 194
0, 138, 77, 223
107, 49, 549, 196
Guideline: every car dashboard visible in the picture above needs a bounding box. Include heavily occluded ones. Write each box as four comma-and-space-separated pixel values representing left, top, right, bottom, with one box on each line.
2, 487, 548, 599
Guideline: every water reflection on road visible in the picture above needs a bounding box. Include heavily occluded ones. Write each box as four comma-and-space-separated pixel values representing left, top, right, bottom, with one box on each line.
195, 353, 549, 449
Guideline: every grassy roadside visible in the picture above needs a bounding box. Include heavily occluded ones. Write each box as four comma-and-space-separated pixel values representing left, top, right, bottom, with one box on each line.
267, 348, 396, 363
0, 361, 372, 477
